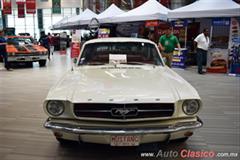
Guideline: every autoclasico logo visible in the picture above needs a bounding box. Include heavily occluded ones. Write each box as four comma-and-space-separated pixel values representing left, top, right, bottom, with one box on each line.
140, 149, 238, 159
156, 149, 215, 158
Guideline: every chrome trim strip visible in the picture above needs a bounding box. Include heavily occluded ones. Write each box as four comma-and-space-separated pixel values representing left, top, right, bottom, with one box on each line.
8, 55, 48, 62
44, 117, 203, 135
74, 109, 173, 112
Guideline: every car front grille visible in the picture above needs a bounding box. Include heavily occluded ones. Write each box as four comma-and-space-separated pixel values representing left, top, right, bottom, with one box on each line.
73, 103, 175, 120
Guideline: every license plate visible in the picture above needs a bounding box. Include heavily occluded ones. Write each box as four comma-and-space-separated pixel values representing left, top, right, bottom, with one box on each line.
110, 135, 140, 146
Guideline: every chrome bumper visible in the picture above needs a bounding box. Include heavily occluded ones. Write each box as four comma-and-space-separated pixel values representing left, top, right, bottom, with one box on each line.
44, 117, 203, 135
8, 55, 47, 62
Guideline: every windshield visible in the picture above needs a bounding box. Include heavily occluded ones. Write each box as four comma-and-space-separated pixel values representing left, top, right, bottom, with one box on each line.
7, 37, 34, 45
79, 42, 163, 66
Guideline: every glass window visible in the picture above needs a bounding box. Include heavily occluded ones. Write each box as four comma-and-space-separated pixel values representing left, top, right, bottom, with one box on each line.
79, 42, 162, 66
7, 15, 15, 27
43, 9, 52, 16
7, 8, 77, 40
63, 8, 72, 16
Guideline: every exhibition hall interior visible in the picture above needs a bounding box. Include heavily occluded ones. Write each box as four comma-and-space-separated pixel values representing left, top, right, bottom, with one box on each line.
0, 0, 239, 160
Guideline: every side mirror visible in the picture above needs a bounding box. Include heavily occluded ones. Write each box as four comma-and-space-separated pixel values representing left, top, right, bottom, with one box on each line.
79, 58, 85, 65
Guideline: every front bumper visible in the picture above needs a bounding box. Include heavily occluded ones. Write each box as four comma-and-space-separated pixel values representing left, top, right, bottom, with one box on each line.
44, 117, 203, 135
8, 55, 48, 62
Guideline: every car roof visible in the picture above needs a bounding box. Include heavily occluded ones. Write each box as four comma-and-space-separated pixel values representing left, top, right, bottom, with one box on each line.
84, 37, 156, 45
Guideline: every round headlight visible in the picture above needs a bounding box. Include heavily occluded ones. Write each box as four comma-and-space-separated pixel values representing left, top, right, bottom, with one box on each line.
47, 101, 65, 116
182, 100, 200, 115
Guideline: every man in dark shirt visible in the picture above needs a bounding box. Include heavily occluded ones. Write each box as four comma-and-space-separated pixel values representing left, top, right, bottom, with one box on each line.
0, 30, 11, 71
39, 31, 50, 60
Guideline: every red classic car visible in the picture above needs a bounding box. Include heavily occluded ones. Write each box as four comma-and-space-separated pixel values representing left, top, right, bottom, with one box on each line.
5, 36, 48, 67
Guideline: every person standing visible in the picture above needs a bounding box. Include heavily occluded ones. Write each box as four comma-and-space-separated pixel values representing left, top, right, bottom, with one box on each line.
0, 30, 11, 71
47, 33, 54, 55
148, 31, 156, 43
39, 31, 50, 60
194, 28, 210, 74
158, 27, 181, 67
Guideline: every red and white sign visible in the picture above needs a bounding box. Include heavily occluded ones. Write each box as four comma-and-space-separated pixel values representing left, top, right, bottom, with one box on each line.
145, 20, 159, 27
71, 42, 81, 58
2, 0, 12, 15
207, 48, 228, 73
26, 0, 36, 14
17, 1, 25, 18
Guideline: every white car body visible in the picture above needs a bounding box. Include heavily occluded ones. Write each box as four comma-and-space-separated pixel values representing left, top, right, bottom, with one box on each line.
44, 38, 202, 146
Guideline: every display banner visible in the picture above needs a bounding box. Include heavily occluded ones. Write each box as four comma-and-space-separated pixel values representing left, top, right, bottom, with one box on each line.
207, 48, 228, 73
229, 18, 240, 75
26, 0, 36, 14
212, 18, 230, 26
2, 0, 12, 15
37, 9, 43, 29
71, 30, 81, 60
171, 20, 188, 28
145, 20, 159, 27
71, 42, 80, 58
52, 0, 61, 14
172, 48, 187, 69
98, 28, 110, 38
17, 1, 25, 18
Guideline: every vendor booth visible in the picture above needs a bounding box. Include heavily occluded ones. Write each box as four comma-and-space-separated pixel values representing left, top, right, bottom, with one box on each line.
52, 4, 125, 30
168, 0, 240, 73
111, 0, 169, 23
52, 8, 97, 30
95, 4, 125, 24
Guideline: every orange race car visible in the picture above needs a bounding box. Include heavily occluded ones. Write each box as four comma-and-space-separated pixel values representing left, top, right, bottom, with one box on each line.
5, 36, 48, 67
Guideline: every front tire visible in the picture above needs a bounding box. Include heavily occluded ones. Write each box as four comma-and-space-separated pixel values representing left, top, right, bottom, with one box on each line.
39, 60, 46, 67
26, 62, 33, 67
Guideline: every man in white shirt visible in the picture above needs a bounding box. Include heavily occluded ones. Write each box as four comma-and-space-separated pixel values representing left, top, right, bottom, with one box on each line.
194, 28, 210, 74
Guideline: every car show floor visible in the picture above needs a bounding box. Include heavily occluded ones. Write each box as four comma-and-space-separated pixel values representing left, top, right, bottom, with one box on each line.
0, 53, 239, 160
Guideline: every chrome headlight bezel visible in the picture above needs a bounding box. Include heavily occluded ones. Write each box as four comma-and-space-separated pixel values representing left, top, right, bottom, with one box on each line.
182, 100, 200, 115
46, 100, 65, 116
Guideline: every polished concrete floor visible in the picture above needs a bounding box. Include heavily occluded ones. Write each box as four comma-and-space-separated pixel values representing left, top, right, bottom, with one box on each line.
0, 52, 239, 160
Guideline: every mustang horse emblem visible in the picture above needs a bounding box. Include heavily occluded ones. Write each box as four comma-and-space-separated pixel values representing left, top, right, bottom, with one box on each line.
111, 108, 138, 117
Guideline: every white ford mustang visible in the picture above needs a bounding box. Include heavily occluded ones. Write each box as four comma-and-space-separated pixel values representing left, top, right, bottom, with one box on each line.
44, 38, 203, 146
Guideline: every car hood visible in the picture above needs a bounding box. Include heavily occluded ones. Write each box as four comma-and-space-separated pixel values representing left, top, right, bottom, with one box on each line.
7, 44, 47, 53
46, 65, 200, 103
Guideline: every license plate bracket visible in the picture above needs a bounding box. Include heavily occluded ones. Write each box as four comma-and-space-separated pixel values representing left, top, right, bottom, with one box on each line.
110, 135, 140, 146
